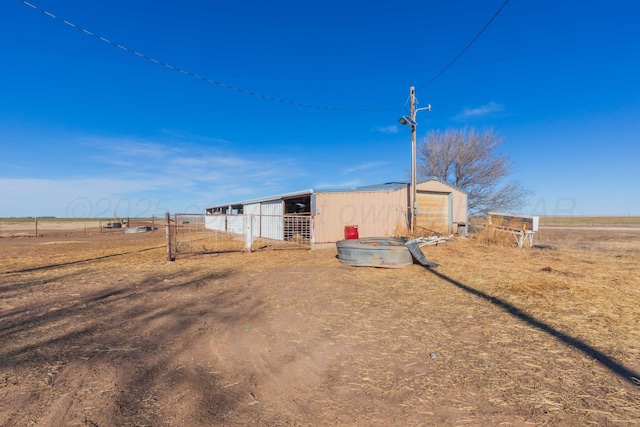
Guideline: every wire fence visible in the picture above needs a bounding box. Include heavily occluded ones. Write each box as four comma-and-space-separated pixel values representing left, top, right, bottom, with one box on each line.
169, 213, 312, 259
0, 217, 160, 238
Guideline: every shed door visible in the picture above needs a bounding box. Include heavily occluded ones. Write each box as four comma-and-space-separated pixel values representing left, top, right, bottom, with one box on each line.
416, 191, 451, 234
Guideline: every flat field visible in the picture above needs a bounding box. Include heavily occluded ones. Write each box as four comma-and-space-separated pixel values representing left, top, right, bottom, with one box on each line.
1, 218, 639, 426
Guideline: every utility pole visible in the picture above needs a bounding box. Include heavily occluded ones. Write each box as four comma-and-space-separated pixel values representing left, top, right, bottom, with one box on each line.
409, 86, 417, 235
398, 86, 430, 235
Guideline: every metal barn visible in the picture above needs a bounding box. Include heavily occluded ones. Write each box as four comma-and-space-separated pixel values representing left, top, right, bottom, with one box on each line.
205, 179, 467, 246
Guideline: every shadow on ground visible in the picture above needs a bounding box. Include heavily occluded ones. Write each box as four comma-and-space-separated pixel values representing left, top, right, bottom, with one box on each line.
426, 267, 640, 388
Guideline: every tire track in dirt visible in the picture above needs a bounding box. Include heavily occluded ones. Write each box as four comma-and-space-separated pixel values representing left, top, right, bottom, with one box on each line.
35, 361, 85, 427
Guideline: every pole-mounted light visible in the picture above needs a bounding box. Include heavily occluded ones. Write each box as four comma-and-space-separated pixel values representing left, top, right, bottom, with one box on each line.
398, 116, 416, 127
398, 86, 431, 235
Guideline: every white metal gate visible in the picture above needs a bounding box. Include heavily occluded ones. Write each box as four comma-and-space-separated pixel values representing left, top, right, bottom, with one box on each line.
172, 212, 311, 258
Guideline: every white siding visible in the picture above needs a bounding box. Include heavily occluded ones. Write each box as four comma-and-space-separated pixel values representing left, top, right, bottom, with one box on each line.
260, 200, 284, 240
205, 215, 226, 231
244, 203, 262, 237
244, 203, 260, 215
227, 215, 245, 234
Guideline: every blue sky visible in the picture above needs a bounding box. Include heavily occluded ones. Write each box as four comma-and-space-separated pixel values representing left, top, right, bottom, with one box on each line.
2, 0, 638, 217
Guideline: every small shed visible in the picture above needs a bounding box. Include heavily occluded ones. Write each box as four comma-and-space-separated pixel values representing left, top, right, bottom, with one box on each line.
205, 179, 467, 246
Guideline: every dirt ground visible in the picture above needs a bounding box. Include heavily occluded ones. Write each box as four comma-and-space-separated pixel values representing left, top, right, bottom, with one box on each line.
1, 225, 639, 426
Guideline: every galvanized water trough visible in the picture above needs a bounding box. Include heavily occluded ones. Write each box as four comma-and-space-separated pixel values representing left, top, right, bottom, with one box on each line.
336, 237, 442, 268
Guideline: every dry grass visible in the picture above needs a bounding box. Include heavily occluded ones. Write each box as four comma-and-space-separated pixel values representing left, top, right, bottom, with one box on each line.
540, 216, 640, 227
474, 220, 526, 247
1, 221, 639, 425
279, 233, 640, 425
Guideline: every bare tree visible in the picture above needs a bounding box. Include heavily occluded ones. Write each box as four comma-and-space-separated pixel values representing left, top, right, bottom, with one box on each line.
417, 128, 530, 215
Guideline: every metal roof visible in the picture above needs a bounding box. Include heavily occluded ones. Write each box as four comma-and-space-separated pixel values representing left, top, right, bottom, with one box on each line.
315, 181, 410, 193
206, 189, 314, 209
205, 178, 465, 210
315, 177, 465, 194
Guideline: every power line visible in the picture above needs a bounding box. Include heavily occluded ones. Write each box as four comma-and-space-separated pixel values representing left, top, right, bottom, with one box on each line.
19, 0, 400, 112
416, 0, 511, 91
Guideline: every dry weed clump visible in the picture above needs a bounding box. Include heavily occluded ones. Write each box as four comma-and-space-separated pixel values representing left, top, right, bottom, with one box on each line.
474, 224, 521, 247
392, 219, 409, 238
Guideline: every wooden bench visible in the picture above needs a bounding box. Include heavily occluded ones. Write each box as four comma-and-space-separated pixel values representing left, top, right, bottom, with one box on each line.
487, 212, 539, 248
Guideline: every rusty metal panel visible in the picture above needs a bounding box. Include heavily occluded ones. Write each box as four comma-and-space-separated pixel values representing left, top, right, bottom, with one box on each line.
416, 191, 451, 234
314, 191, 409, 243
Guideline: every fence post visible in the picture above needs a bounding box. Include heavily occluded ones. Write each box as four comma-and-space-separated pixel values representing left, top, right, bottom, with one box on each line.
165, 212, 174, 261
245, 214, 253, 252
35, 217, 38, 238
